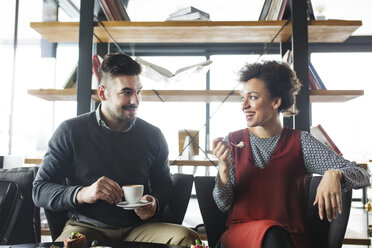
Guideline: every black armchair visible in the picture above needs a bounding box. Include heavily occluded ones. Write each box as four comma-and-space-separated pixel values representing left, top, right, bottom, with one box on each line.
0, 167, 40, 244
45, 173, 194, 241
194, 176, 352, 248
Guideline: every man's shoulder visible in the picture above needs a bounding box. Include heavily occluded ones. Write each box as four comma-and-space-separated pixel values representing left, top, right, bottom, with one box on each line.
60, 112, 95, 130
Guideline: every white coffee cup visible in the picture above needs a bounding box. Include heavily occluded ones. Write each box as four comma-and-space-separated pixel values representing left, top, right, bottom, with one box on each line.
122, 184, 144, 204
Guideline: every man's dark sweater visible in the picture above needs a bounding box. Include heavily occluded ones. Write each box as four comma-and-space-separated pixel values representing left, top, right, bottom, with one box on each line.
32, 111, 172, 228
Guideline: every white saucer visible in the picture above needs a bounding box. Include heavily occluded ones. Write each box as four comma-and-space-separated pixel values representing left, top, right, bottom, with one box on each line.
116, 200, 151, 210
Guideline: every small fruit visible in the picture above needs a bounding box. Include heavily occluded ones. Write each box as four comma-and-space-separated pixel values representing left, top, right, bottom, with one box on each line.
190, 240, 208, 248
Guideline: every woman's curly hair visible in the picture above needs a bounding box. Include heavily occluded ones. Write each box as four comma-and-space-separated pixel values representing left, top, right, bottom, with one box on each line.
239, 61, 302, 117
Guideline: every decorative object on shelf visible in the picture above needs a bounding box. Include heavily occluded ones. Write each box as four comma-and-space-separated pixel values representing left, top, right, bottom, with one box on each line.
167, 6, 210, 21
368, 225, 372, 237
365, 200, 372, 212
178, 130, 199, 159
135, 57, 212, 82
310, 124, 343, 156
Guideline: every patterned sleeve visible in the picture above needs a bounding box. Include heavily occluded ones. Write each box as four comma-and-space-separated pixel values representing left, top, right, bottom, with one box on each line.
212, 137, 236, 212
301, 131, 370, 191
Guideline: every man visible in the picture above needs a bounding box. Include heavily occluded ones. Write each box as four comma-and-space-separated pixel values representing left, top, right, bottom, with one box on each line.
32, 53, 199, 245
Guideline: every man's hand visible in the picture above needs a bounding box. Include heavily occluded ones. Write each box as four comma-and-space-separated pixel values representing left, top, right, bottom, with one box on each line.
134, 195, 157, 220
314, 169, 343, 222
76, 176, 123, 205
212, 137, 232, 186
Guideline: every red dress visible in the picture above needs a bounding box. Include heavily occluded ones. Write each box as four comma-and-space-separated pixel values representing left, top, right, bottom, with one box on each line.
221, 127, 310, 248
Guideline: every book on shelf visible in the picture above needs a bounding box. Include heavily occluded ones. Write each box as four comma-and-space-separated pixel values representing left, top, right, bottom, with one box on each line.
167, 6, 210, 21
310, 124, 343, 156
269, 0, 315, 20
259, 0, 288, 20
169, 6, 210, 18
167, 12, 210, 21
306, 0, 316, 20
92, 54, 103, 82
135, 57, 213, 82
114, 0, 130, 20
308, 70, 319, 90
63, 62, 78, 89
57, 0, 107, 20
308, 61, 326, 89
259, 0, 273, 20
98, 0, 130, 21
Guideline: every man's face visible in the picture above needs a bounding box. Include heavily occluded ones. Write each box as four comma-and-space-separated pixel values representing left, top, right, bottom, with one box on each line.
101, 75, 142, 124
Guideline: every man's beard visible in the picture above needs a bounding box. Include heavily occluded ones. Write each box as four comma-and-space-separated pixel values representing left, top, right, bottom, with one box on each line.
119, 104, 138, 123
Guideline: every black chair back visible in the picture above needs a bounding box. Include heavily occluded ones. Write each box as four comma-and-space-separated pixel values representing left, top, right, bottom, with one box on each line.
0, 167, 40, 244
305, 176, 352, 248
161, 173, 194, 224
194, 176, 227, 248
0, 180, 23, 244
46, 173, 194, 241
195, 176, 352, 248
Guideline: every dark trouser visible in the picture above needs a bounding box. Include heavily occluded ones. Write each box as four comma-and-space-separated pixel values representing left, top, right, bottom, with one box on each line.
262, 226, 294, 248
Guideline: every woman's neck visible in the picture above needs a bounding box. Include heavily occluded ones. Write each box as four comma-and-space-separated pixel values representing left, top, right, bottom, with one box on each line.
248, 122, 283, 138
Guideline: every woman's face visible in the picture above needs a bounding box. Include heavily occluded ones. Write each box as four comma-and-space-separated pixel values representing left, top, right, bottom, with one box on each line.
241, 78, 281, 128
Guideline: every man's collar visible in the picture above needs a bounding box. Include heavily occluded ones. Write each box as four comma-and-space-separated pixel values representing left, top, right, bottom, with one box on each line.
95, 104, 135, 132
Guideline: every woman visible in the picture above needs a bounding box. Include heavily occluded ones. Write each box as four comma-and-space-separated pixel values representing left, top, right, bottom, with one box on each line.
212, 61, 369, 248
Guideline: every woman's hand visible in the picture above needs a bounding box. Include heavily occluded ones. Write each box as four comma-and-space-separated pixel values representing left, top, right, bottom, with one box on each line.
212, 137, 232, 186
314, 169, 343, 222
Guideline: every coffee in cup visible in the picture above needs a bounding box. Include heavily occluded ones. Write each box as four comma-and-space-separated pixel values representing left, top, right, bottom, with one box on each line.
122, 184, 144, 204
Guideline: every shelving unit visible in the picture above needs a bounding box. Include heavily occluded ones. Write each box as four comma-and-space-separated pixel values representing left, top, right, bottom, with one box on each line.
28, 88, 364, 103
27, 1, 369, 244
30, 20, 361, 43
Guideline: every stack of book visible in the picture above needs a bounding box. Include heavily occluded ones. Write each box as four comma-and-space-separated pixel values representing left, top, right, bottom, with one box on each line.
166, 6, 210, 21
259, 0, 315, 20
98, 0, 130, 21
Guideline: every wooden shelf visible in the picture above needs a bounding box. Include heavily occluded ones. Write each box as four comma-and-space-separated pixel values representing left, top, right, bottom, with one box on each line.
309, 89, 364, 102
30, 20, 362, 44
344, 228, 371, 245
28, 89, 100, 102
28, 89, 364, 103
169, 160, 218, 166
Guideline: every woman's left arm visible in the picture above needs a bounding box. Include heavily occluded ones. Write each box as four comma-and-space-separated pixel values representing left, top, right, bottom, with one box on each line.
301, 131, 370, 222
301, 131, 370, 191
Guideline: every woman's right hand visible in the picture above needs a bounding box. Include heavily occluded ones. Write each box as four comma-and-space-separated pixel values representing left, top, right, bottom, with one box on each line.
212, 137, 232, 186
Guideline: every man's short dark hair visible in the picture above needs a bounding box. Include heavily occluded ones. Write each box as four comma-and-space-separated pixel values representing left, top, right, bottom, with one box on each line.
98, 53, 142, 88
